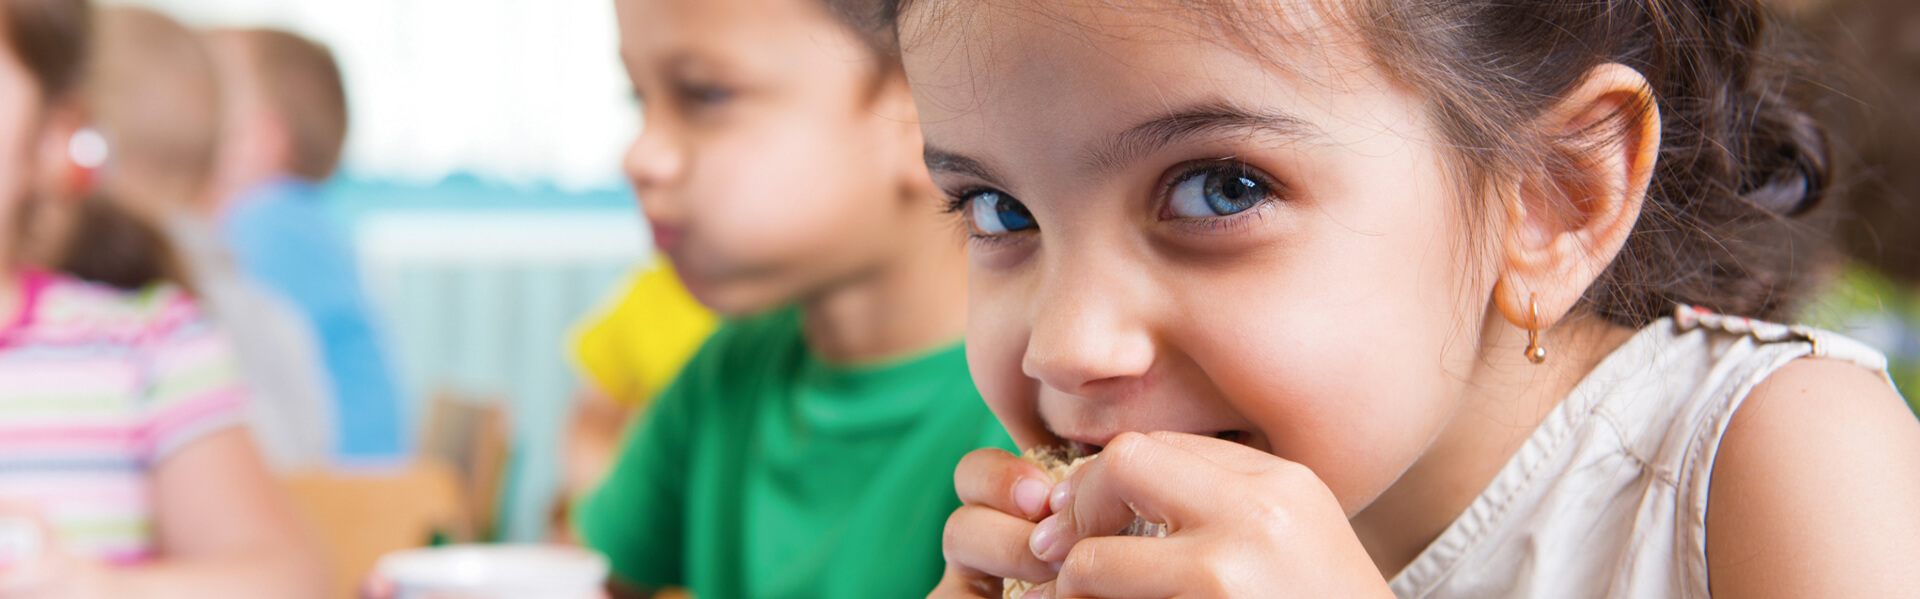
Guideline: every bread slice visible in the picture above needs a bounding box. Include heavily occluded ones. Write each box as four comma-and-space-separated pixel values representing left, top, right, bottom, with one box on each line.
1002, 446, 1168, 599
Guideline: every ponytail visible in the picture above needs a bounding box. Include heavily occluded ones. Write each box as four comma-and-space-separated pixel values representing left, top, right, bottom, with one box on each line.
54, 195, 191, 292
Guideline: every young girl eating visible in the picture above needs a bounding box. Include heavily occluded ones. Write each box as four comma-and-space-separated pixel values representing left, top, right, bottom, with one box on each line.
569, 0, 1014, 596
0, 0, 325, 596
839, 0, 1920, 596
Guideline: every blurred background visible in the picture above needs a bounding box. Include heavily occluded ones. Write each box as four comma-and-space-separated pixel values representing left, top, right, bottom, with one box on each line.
107, 0, 643, 547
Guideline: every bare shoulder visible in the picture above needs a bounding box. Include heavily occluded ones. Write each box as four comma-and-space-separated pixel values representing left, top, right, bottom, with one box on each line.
1706, 358, 1920, 598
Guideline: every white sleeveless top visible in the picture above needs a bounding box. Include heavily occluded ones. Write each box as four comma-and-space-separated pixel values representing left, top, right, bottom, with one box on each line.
1388, 306, 1896, 599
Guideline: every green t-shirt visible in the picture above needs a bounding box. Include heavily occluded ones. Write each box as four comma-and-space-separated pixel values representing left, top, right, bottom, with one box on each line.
576, 306, 1015, 599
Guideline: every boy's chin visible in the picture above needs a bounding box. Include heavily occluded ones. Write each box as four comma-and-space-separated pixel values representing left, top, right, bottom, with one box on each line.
679, 275, 786, 318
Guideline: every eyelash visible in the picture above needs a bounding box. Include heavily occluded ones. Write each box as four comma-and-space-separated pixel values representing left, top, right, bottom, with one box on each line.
1155, 159, 1286, 234
939, 188, 979, 216
940, 187, 1023, 247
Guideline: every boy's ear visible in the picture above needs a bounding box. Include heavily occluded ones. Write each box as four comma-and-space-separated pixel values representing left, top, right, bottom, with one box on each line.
1493, 62, 1661, 330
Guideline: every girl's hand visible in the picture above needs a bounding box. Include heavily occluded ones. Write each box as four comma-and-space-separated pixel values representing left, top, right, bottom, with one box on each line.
0, 505, 108, 599
929, 448, 1062, 598
1024, 432, 1393, 599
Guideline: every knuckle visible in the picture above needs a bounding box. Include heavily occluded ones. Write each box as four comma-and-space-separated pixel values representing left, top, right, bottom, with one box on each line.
1057, 539, 1102, 586
1100, 432, 1156, 480
1241, 492, 1297, 537
1068, 505, 1104, 540
941, 508, 973, 563
956, 448, 1023, 504
955, 449, 1000, 486
1268, 458, 1314, 483
1195, 544, 1264, 597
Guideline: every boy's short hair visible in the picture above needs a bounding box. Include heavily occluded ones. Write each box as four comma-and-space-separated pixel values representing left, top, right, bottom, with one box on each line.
91, 6, 221, 196
214, 28, 349, 181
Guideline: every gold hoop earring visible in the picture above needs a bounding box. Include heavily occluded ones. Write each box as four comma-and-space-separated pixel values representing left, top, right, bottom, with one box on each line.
1525, 293, 1547, 364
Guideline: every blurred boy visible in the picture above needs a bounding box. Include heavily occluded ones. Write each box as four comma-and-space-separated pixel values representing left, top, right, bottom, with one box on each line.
87, 7, 335, 470
557, 257, 717, 527
201, 28, 406, 462
569, 0, 1014, 596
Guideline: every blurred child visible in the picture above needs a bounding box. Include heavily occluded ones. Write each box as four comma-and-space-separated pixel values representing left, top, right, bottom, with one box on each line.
1795, 0, 1920, 412
557, 257, 716, 526
569, 0, 1013, 596
838, 0, 1920, 596
200, 28, 406, 464
86, 5, 335, 471
0, 0, 327, 596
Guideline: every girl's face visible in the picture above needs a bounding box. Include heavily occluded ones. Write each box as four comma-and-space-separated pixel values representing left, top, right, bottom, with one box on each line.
904, 2, 1502, 514
616, 0, 928, 315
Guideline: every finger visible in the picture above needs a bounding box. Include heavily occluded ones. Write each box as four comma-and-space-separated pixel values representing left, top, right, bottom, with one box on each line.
945, 505, 1059, 584
1053, 535, 1185, 599
956, 448, 1057, 521
1142, 430, 1288, 475
930, 564, 1004, 598
1033, 432, 1271, 562
358, 576, 395, 599
1022, 579, 1054, 599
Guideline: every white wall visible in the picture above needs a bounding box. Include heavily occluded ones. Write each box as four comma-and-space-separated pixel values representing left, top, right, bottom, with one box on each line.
105, 0, 638, 190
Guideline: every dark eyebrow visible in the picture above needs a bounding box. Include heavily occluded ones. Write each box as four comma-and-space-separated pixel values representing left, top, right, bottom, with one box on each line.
1084, 102, 1319, 175
923, 146, 1005, 183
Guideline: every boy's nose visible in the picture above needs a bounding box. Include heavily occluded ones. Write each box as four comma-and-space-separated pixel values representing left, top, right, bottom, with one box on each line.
622, 121, 682, 192
1020, 266, 1156, 399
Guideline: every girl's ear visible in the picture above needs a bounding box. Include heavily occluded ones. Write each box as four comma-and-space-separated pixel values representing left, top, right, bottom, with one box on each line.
33, 101, 91, 206
1493, 63, 1661, 330
18, 100, 91, 270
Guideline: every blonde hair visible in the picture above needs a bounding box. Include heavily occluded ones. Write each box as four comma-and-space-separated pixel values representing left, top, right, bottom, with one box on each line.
90, 6, 221, 207
215, 28, 348, 181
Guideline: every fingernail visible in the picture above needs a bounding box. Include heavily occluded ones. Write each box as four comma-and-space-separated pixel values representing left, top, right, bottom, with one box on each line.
1013, 478, 1049, 519
1030, 514, 1061, 559
1022, 589, 1045, 599
1049, 477, 1073, 513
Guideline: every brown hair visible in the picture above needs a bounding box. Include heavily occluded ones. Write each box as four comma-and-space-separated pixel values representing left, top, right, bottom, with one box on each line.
838, 0, 1835, 328
213, 28, 348, 181
4, 0, 86, 99
1792, 0, 1920, 285
4, 0, 189, 292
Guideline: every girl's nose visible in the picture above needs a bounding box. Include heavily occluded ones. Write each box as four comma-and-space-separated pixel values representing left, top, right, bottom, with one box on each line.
1020, 267, 1156, 399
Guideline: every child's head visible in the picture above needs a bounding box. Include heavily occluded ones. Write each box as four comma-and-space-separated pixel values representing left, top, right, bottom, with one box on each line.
615, 0, 941, 315
845, 0, 1827, 512
0, 0, 90, 272
88, 6, 223, 218
201, 28, 347, 202
0, 0, 191, 291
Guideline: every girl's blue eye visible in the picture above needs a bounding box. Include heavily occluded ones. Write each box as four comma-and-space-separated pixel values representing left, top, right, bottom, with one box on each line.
1168, 168, 1267, 218
968, 190, 1036, 234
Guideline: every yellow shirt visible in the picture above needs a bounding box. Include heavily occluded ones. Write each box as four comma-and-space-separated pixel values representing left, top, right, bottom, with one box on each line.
568, 260, 719, 408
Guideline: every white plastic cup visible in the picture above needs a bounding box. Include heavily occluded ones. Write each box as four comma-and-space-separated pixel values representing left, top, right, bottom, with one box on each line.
0, 516, 44, 571
374, 544, 609, 599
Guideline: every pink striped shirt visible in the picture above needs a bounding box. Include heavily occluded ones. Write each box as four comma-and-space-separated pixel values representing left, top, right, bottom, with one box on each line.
0, 272, 247, 565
